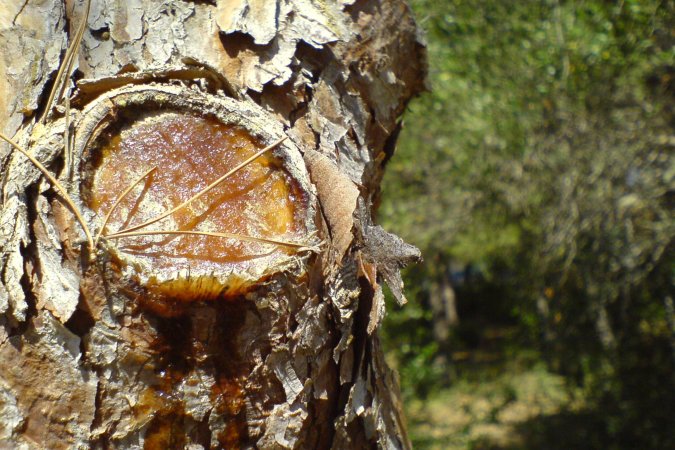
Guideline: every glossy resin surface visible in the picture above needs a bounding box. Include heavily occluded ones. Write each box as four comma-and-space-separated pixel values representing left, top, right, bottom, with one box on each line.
88, 112, 306, 302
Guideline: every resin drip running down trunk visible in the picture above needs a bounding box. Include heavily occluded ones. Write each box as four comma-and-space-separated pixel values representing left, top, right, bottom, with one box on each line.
0, 0, 426, 448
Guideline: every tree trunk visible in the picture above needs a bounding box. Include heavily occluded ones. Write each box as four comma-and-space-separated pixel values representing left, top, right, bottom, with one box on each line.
0, 1, 425, 449
429, 264, 459, 345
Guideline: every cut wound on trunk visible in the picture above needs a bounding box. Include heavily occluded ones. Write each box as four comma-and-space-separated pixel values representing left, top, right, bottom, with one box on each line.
85, 111, 307, 303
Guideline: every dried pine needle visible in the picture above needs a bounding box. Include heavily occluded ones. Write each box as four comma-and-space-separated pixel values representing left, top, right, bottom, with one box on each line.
40, 0, 91, 124
94, 166, 158, 247
106, 136, 287, 238
64, 93, 72, 179
0, 131, 94, 251
0, 1, 94, 253
104, 229, 311, 250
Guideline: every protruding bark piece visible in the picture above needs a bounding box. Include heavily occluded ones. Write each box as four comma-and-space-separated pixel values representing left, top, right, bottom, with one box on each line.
304, 149, 360, 267
357, 200, 422, 305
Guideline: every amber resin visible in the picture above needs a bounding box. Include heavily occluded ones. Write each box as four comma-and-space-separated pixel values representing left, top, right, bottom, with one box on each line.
88, 112, 306, 302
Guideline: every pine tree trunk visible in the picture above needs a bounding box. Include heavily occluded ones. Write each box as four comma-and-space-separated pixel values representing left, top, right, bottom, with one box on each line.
0, 1, 425, 448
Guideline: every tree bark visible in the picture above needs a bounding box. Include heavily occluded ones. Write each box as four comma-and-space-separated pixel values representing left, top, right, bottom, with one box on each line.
0, 1, 426, 449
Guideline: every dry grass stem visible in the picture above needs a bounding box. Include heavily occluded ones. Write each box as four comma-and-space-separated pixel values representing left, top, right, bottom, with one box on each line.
106, 136, 287, 237
104, 229, 311, 250
94, 166, 158, 247
40, 0, 91, 124
0, 131, 94, 251
64, 93, 73, 179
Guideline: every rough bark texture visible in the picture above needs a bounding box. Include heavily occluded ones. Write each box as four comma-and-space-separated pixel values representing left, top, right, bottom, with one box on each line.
0, 1, 426, 449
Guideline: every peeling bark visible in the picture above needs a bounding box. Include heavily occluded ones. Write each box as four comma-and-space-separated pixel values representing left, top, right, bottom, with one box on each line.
0, 0, 426, 448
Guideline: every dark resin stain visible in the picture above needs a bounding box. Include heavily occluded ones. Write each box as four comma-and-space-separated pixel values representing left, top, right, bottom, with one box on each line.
136, 300, 252, 450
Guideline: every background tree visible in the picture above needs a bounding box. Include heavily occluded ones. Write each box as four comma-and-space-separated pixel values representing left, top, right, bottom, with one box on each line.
382, 1, 674, 448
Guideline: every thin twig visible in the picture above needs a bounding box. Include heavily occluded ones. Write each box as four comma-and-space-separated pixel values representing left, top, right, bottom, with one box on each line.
104, 229, 310, 250
40, 0, 91, 124
94, 166, 158, 247
0, 131, 94, 251
106, 136, 287, 237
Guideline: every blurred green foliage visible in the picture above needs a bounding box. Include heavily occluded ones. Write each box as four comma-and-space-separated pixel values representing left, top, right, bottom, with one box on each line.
380, 0, 674, 448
